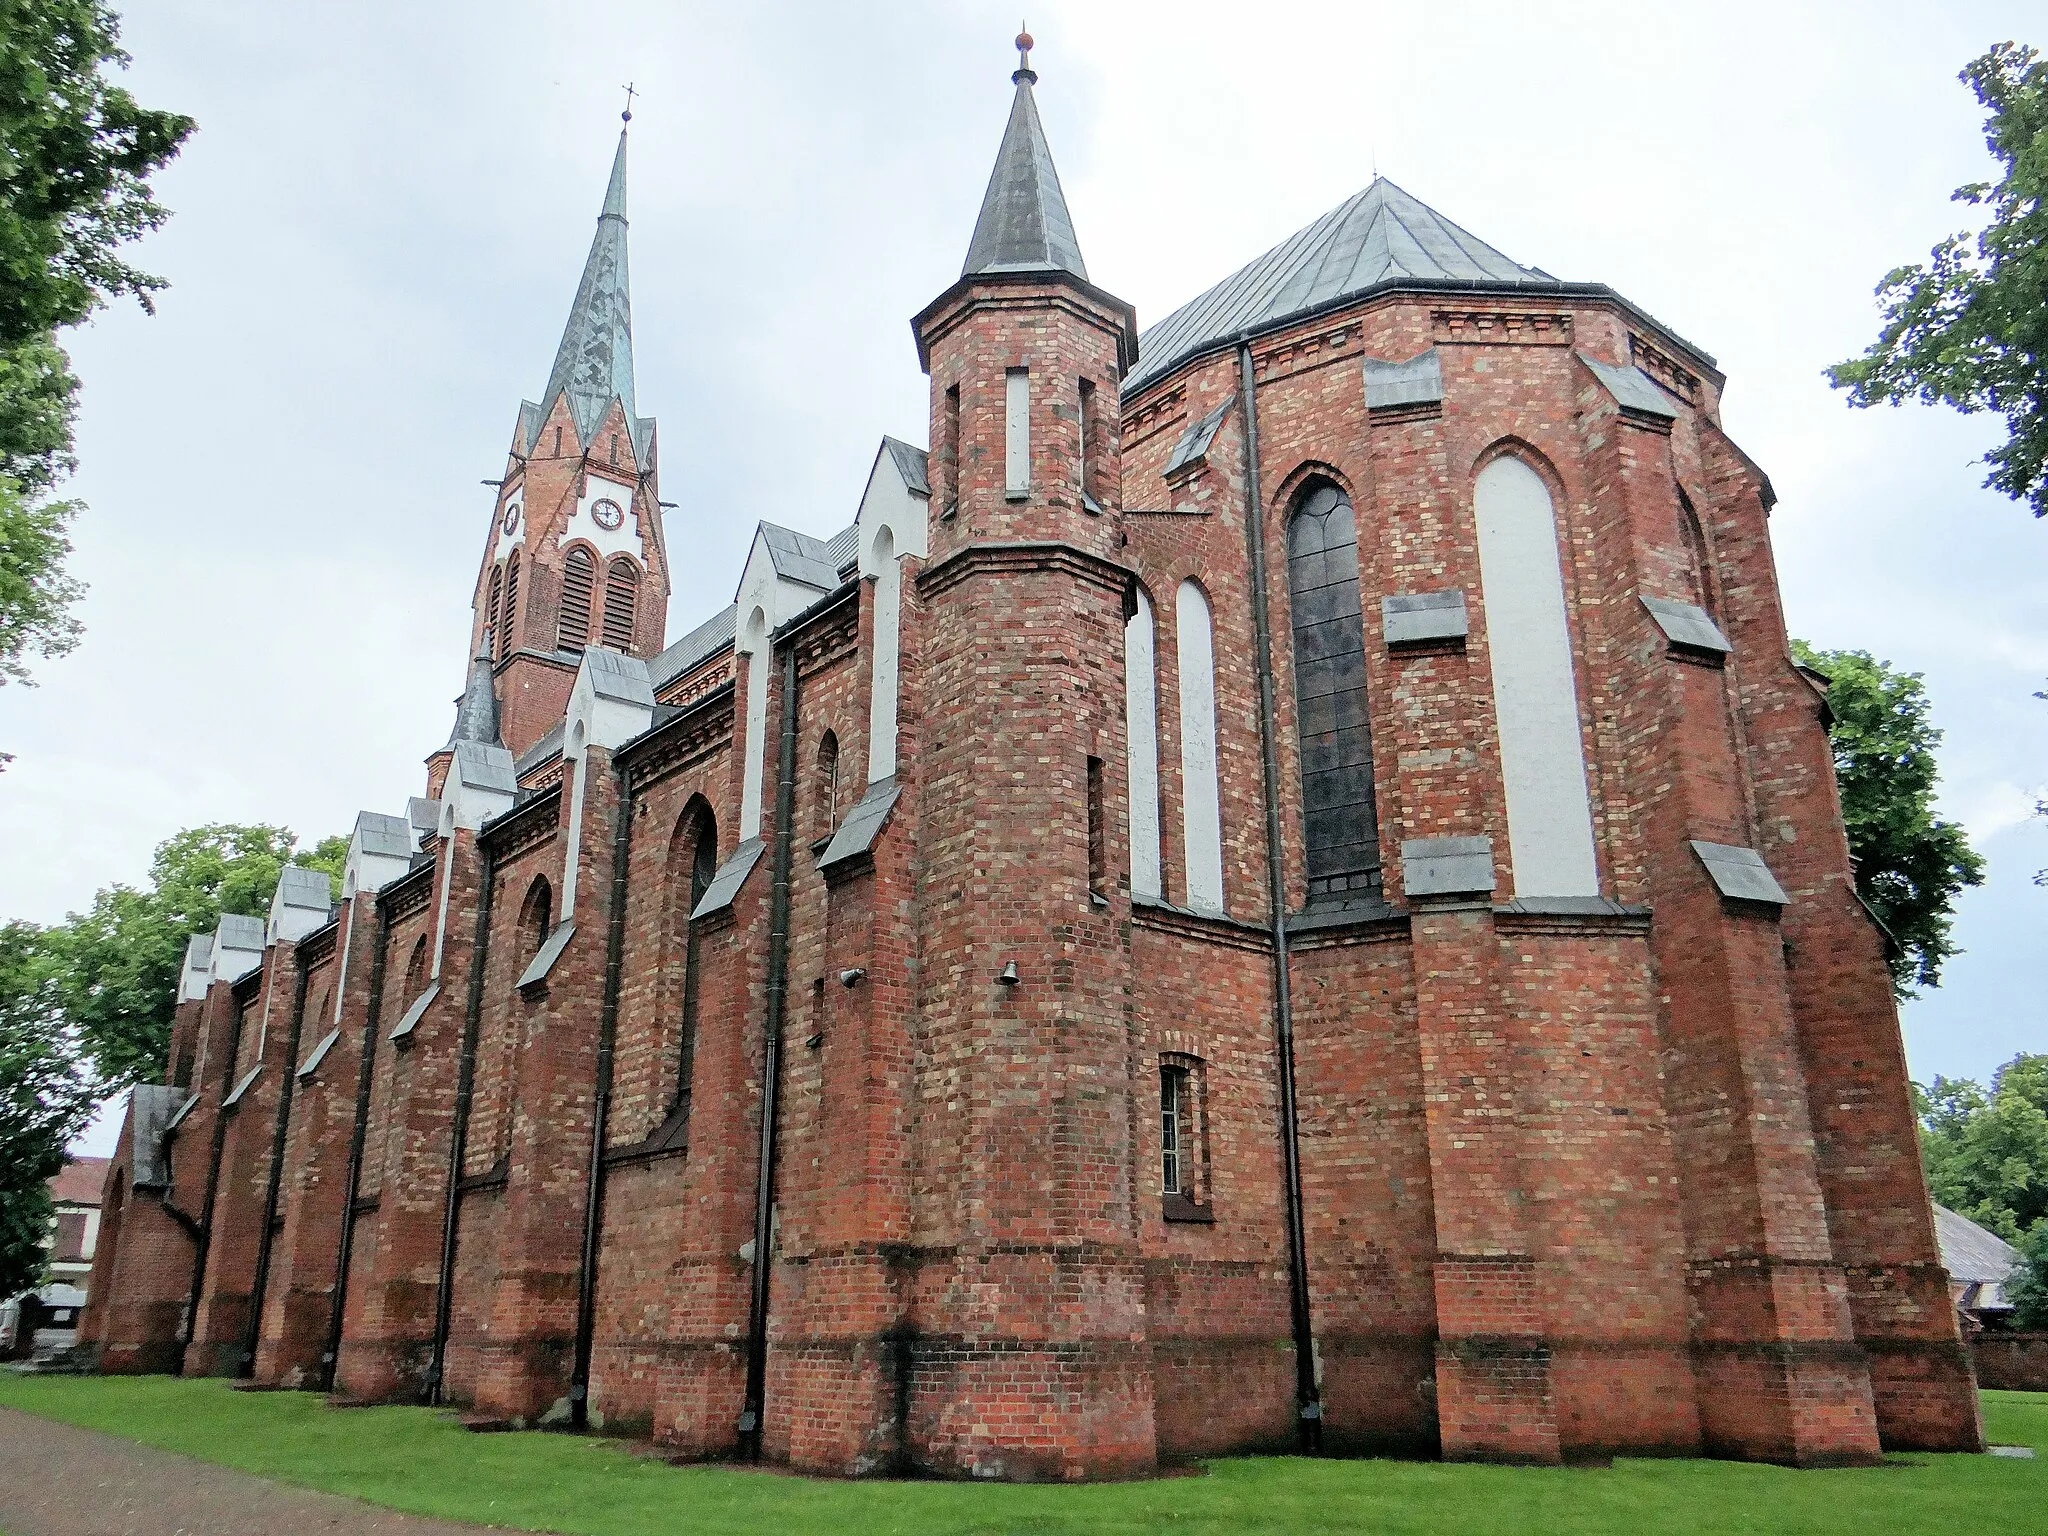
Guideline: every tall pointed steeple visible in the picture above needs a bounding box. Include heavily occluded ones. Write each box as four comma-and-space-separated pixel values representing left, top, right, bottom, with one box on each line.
961, 31, 1088, 281
534, 125, 636, 452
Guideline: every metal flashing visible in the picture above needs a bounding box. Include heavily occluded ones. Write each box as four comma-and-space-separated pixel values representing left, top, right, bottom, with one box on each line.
1641, 594, 1731, 655
649, 605, 737, 694
297, 1028, 342, 1080
223, 1064, 264, 1110
356, 812, 414, 861
1689, 841, 1790, 905
453, 739, 518, 796
817, 777, 900, 874
163, 1091, 200, 1135
515, 721, 568, 780
1577, 351, 1679, 421
1164, 396, 1233, 479
883, 436, 931, 497
1401, 835, 1496, 897
1364, 348, 1445, 411
691, 838, 765, 921
1382, 589, 1468, 647
388, 983, 440, 1043
517, 922, 577, 992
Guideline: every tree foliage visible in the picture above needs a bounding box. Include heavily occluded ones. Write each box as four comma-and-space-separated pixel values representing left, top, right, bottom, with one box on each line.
1916, 1054, 2048, 1326
46, 824, 342, 1090
1791, 642, 1985, 997
0, 1, 192, 690
1827, 43, 2048, 517
0, 920, 98, 1298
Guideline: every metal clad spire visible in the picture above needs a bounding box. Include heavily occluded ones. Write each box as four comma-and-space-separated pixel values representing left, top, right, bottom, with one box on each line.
961, 31, 1088, 281
446, 635, 503, 750
535, 124, 635, 451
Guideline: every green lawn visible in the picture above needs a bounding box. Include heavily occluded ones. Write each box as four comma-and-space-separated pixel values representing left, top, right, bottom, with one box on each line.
1, 1376, 2042, 1535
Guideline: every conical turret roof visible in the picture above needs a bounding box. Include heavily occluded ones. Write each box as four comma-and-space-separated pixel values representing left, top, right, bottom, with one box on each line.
1126, 177, 1558, 394
532, 127, 640, 454
445, 642, 503, 751
961, 54, 1088, 281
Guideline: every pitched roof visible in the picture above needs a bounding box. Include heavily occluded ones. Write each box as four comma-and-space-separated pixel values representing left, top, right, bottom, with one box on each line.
533, 127, 643, 459
1934, 1204, 2020, 1287
962, 74, 1087, 281
1127, 176, 1555, 395
444, 645, 503, 751
649, 605, 736, 693
759, 523, 844, 592
883, 437, 931, 497
49, 1157, 108, 1207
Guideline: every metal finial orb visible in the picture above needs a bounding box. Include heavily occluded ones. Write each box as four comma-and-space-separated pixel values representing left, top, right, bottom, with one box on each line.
1016, 30, 1033, 52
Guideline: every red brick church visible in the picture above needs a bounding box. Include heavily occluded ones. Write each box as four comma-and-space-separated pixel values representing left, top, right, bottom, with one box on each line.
81, 37, 1983, 1476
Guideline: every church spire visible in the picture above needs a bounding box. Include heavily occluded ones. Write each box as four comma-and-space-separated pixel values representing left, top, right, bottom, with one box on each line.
445, 636, 503, 751
961, 31, 1088, 281
534, 123, 636, 450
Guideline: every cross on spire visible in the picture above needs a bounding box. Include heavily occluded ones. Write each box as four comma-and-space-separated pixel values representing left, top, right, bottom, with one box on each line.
621, 81, 637, 123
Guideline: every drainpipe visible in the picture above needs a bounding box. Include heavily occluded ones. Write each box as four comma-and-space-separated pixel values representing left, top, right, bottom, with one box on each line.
177, 979, 249, 1376
1238, 340, 1323, 1451
240, 952, 311, 1377
739, 642, 799, 1460
428, 838, 496, 1404
570, 756, 636, 1426
323, 899, 392, 1392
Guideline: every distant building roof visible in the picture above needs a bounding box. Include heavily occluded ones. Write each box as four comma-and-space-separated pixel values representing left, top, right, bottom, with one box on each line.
1935, 1204, 2021, 1312
49, 1157, 108, 1208
1127, 176, 1555, 396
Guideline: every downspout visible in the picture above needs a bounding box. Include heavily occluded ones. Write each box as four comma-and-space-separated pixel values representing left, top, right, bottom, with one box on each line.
240, 951, 311, 1376
570, 755, 636, 1426
739, 642, 799, 1460
177, 981, 249, 1376
428, 836, 496, 1403
1238, 341, 1323, 1451
322, 899, 392, 1392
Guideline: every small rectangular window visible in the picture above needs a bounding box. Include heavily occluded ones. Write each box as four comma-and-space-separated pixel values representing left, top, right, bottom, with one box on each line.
943, 384, 961, 518
1086, 755, 1106, 903
1005, 368, 1030, 497
1160, 1056, 1212, 1222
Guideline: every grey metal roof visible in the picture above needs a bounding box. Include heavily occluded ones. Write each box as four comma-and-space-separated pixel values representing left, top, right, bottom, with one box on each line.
297, 1027, 341, 1080
1690, 841, 1789, 905
760, 522, 843, 591
692, 838, 764, 921
1382, 589, 1468, 647
444, 645, 503, 751
1641, 595, 1731, 655
185, 934, 212, 968
515, 720, 566, 778
823, 523, 859, 579
818, 776, 900, 873
649, 604, 736, 692
273, 866, 333, 912
1935, 1204, 2020, 1288
883, 436, 931, 496
222, 1064, 264, 1109
389, 982, 439, 1043
454, 739, 518, 795
1128, 177, 1554, 395
962, 76, 1087, 281
530, 128, 645, 462
1165, 397, 1233, 478
356, 810, 414, 860
1578, 351, 1679, 421
582, 645, 655, 705
408, 797, 441, 835
216, 914, 265, 952
1364, 348, 1445, 411
517, 921, 575, 991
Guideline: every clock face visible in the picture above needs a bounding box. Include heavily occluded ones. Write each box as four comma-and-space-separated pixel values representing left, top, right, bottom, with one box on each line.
591, 498, 624, 532
501, 502, 521, 537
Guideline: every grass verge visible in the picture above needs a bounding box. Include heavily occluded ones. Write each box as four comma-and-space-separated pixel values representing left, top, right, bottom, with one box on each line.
1, 1375, 2043, 1535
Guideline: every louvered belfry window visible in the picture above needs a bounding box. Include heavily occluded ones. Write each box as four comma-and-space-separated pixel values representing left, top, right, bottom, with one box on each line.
485, 566, 502, 646
1288, 482, 1382, 900
558, 547, 596, 653
602, 558, 638, 652
499, 552, 520, 659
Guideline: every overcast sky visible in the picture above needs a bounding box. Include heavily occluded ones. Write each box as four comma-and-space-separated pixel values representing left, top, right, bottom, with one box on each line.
6, 2, 2042, 1155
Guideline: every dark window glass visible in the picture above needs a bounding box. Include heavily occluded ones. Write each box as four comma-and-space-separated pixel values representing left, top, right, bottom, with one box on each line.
1160, 1065, 1190, 1196
1288, 483, 1381, 900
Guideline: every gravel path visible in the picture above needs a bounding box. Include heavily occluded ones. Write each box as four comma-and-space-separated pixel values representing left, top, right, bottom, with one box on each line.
0, 1405, 505, 1536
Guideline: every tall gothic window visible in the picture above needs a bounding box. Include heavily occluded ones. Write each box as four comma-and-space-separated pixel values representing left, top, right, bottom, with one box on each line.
1288, 481, 1382, 901
602, 557, 639, 651
815, 731, 840, 838
500, 551, 520, 660
668, 803, 718, 1140
558, 547, 596, 653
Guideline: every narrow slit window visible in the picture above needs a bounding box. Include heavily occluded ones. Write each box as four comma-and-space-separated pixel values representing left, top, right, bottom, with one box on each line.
1086, 754, 1106, 901
942, 384, 961, 518
1005, 368, 1030, 496
1288, 483, 1382, 902
558, 547, 596, 653
1078, 377, 1099, 512
1160, 1055, 1209, 1219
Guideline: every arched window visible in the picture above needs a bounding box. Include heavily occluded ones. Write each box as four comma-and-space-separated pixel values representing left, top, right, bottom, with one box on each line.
601, 558, 639, 651
485, 565, 502, 650
403, 937, 428, 1001
1124, 584, 1162, 901
558, 547, 596, 653
500, 551, 520, 660
1176, 580, 1224, 913
520, 876, 553, 958
668, 803, 718, 1136
1678, 490, 1718, 621
815, 730, 840, 837
1472, 455, 1598, 898
1288, 481, 1382, 902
